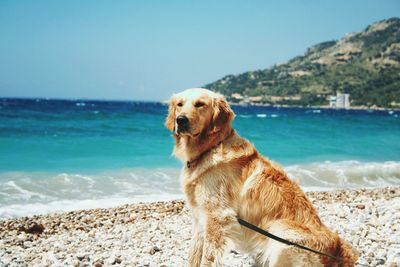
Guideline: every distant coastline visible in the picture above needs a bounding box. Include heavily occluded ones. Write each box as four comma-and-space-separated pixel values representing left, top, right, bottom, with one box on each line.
1, 96, 398, 112
206, 18, 400, 109
230, 101, 400, 112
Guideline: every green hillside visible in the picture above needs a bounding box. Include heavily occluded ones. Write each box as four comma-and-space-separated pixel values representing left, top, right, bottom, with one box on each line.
205, 18, 400, 108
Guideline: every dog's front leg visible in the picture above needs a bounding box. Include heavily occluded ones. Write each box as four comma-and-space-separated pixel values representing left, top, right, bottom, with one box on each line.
200, 208, 238, 267
188, 217, 204, 267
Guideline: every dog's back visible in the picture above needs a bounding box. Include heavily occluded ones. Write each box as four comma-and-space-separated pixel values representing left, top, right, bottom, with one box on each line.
228, 138, 358, 266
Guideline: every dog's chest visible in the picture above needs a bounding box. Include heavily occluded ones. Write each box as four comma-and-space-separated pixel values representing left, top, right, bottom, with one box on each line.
180, 166, 227, 208
182, 175, 198, 207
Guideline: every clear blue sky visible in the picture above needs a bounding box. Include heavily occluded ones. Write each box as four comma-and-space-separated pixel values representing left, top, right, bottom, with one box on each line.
0, 1, 399, 101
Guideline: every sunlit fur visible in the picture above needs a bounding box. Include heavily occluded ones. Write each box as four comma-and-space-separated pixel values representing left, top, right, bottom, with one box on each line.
165, 88, 358, 267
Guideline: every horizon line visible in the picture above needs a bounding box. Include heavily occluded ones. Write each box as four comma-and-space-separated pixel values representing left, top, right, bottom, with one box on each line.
0, 96, 168, 103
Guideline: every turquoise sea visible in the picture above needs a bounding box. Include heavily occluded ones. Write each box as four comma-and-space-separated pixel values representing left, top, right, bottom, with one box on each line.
1, 98, 400, 219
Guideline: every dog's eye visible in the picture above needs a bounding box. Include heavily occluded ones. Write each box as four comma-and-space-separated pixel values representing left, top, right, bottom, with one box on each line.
195, 102, 205, 108
177, 102, 183, 107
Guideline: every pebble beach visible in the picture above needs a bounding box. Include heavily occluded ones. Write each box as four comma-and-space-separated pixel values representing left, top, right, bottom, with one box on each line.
1, 187, 399, 267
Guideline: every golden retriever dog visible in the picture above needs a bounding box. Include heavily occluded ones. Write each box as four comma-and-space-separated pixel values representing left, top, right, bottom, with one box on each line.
165, 88, 358, 267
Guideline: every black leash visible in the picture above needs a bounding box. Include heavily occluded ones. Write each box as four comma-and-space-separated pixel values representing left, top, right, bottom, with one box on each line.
237, 217, 370, 267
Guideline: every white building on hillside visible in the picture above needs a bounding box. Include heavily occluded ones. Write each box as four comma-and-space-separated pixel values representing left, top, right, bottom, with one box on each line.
329, 96, 337, 107
329, 93, 350, 108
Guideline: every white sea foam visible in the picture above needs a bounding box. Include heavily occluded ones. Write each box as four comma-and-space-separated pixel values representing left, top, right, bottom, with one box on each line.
0, 162, 399, 219
286, 160, 400, 189
256, 114, 267, 118
4, 181, 47, 200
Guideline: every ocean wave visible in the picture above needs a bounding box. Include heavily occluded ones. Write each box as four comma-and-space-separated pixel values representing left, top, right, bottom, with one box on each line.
305, 109, 322, 114
0, 161, 399, 219
285, 160, 400, 189
239, 114, 280, 118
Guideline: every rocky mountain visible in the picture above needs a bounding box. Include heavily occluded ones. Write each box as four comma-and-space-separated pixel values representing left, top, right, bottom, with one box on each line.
205, 18, 400, 108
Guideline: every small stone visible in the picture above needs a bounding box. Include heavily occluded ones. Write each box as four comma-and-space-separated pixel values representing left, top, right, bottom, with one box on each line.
389, 263, 398, 267
19, 222, 45, 235
112, 257, 122, 265
149, 246, 161, 255
230, 250, 239, 255
76, 253, 89, 261
356, 204, 366, 209
376, 259, 385, 265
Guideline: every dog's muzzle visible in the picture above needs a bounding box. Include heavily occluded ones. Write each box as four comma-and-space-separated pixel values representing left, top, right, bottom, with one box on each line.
176, 115, 190, 133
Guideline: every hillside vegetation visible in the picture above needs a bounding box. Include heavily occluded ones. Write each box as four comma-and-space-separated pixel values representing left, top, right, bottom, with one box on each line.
205, 18, 400, 108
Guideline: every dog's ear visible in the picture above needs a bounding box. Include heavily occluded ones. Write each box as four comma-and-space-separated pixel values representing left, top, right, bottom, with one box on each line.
165, 96, 176, 132
211, 94, 235, 133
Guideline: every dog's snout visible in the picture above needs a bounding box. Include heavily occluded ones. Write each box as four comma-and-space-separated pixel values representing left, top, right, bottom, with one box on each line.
176, 115, 189, 126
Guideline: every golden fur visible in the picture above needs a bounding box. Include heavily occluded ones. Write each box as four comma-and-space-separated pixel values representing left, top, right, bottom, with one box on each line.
165, 88, 358, 267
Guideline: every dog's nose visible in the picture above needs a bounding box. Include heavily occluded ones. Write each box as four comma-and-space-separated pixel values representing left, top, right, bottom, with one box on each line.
176, 115, 189, 127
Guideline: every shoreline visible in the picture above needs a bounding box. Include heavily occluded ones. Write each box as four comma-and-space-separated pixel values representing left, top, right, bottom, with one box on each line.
230, 102, 400, 112
1, 187, 399, 266
2, 160, 400, 220
3, 97, 398, 112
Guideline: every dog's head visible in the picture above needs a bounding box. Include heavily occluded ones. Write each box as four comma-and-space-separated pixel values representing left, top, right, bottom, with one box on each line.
165, 88, 234, 138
